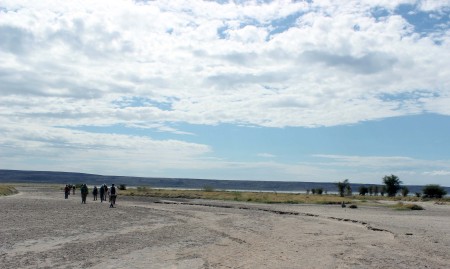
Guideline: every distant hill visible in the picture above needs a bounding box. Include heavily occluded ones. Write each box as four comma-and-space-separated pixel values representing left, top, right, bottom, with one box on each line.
1, 169, 448, 195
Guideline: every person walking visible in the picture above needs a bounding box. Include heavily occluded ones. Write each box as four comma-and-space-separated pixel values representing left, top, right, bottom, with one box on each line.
80, 184, 89, 204
103, 185, 108, 202
93, 186, 98, 201
99, 185, 105, 202
109, 184, 118, 208
64, 185, 70, 199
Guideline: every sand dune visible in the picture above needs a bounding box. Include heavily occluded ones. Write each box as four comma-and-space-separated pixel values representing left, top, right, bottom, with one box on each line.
1, 185, 449, 268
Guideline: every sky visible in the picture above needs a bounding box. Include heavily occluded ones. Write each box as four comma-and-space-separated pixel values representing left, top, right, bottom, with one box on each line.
1, 0, 450, 186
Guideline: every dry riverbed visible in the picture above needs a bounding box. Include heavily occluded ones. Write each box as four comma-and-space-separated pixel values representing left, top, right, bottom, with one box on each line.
1, 185, 449, 268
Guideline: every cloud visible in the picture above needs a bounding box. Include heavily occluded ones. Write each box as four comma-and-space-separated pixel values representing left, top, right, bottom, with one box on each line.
1, 0, 449, 129
300, 50, 398, 74
423, 170, 450, 176
0, 25, 34, 54
417, 0, 450, 12
0, 121, 212, 175
257, 153, 276, 158
0, 1, 450, 182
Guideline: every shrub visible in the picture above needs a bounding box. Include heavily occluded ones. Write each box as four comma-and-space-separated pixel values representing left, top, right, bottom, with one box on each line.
393, 202, 424, 210
314, 188, 323, 195
202, 185, 215, 192
380, 185, 386, 196
118, 184, 127, 190
349, 204, 358, 209
373, 185, 379, 196
0, 185, 18, 196
401, 186, 409, 197
408, 204, 424, 210
137, 186, 150, 192
359, 186, 369, 196
422, 184, 447, 199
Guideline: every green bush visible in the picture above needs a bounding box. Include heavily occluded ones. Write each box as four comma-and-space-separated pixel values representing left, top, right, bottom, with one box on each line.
392, 202, 424, 210
202, 185, 215, 192
401, 186, 409, 197
359, 186, 369, 196
0, 185, 18, 196
118, 184, 127, 190
422, 184, 447, 199
408, 204, 424, 210
137, 186, 150, 192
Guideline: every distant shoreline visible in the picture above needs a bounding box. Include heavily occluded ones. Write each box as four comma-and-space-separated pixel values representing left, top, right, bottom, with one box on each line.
1, 169, 449, 195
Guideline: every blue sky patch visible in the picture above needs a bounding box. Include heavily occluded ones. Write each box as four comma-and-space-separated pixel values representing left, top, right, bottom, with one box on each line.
395, 4, 450, 35
112, 96, 173, 111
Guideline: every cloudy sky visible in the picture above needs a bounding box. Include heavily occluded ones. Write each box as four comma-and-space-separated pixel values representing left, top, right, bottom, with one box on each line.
1, 0, 450, 186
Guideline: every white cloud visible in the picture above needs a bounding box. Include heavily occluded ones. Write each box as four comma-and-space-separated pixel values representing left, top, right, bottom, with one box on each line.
257, 153, 276, 158
1, 1, 450, 182
418, 0, 450, 12
1, 1, 449, 129
423, 170, 450, 176
0, 120, 212, 176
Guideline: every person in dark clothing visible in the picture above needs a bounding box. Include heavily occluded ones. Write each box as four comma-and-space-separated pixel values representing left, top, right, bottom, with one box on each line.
109, 184, 117, 208
64, 185, 70, 199
93, 186, 98, 201
99, 184, 105, 202
103, 185, 108, 202
80, 184, 88, 204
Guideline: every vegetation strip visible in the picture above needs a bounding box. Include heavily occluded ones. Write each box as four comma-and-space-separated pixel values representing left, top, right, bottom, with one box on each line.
0, 185, 18, 196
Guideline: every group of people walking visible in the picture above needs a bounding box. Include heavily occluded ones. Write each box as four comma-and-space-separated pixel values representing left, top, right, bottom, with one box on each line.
64, 183, 118, 208
63, 184, 76, 199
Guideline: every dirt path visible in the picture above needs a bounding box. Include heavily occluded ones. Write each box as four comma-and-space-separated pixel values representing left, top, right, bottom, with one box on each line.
1, 186, 449, 268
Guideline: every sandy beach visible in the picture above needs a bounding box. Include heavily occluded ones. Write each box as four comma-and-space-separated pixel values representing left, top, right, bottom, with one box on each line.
1, 185, 449, 268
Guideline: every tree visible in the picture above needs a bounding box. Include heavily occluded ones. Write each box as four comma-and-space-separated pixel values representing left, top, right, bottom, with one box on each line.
401, 186, 409, 197
368, 185, 374, 196
336, 179, 350, 197
359, 186, 369, 196
383, 174, 402, 197
345, 184, 353, 196
373, 185, 379, 196
422, 184, 447, 198
380, 185, 386, 196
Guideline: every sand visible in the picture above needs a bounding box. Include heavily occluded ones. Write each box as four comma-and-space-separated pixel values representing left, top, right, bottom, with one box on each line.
1, 185, 449, 269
